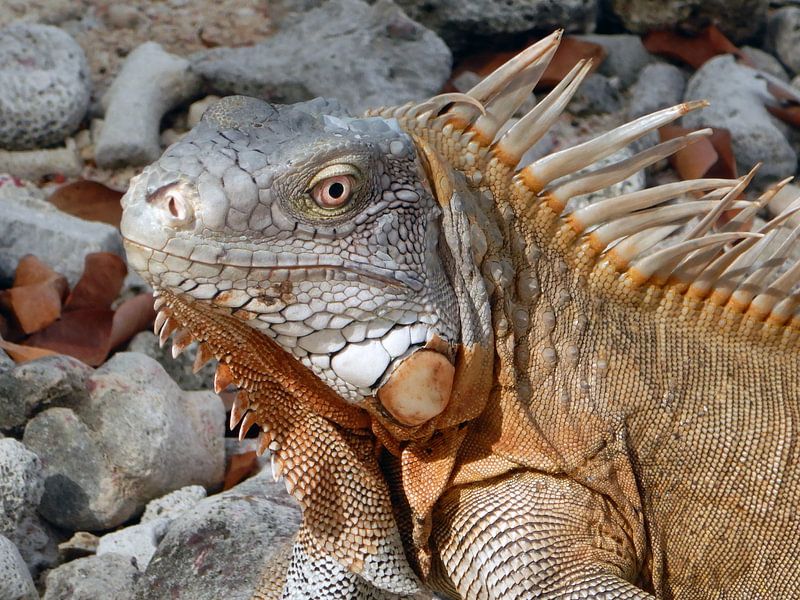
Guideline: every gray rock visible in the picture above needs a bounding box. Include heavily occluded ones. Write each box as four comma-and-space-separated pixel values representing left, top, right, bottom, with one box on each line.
141, 485, 207, 523
43, 553, 141, 600
683, 55, 796, 185
742, 46, 790, 82
191, 0, 452, 113
0, 535, 37, 600
24, 352, 225, 531
0, 22, 90, 150
0, 179, 123, 287
0, 354, 91, 432
96, 517, 170, 570
396, 0, 597, 52
96, 486, 206, 571
0, 438, 57, 573
767, 7, 800, 75
0, 348, 12, 373
0, 141, 83, 181
629, 63, 687, 120
95, 42, 202, 168
133, 471, 300, 600
575, 34, 655, 89
127, 332, 215, 391
569, 74, 622, 116
608, 0, 767, 44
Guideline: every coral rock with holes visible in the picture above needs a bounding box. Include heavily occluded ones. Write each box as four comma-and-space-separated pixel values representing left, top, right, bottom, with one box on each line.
120, 29, 800, 599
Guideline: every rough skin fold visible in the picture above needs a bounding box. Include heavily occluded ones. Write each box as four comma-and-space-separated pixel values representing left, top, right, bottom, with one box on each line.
121, 31, 800, 599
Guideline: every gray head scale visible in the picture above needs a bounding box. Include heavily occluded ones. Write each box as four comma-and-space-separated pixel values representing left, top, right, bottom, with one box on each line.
121, 95, 459, 402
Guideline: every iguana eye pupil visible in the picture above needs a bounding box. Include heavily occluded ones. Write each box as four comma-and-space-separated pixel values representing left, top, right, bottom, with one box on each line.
312, 174, 354, 208
329, 182, 344, 198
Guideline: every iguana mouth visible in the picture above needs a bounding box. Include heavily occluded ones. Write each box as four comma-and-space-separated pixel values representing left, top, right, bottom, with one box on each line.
123, 238, 415, 290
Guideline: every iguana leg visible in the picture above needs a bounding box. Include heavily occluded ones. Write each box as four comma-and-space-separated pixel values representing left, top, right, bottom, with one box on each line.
429, 471, 653, 600
253, 528, 425, 600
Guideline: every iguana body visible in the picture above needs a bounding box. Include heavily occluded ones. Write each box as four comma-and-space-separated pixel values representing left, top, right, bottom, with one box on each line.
121, 32, 800, 599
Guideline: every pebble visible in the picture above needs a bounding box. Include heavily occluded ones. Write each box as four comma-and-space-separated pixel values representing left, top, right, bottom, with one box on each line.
767, 7, 800, 76
575, 34, 655, 89
0, 179, 123, 287
132, 470, 300, 600
0, 140, 83, 181
569, 73, 622, 116
0, 23, 91, 150
23, 352, 225, 531
0, 438, 57, 574
741, 46, 789, 82
43, 553, 141, 600
141, 485, 207, 523
0, 354, 92, 433
683, 54, 797, 185
628, 63, 687, 120
190, 0, 452, 113
95, 42, 201, 168
0, 534, 38, 600
395, 0, 597, 52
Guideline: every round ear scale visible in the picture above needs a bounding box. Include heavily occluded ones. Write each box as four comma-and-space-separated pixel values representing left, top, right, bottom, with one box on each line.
377, 348, 455, 427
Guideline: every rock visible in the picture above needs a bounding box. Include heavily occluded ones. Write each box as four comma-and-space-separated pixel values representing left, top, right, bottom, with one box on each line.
191, 0, 452, 113
628, 63, 687, 120
141, 485, 207, 523
0, 178, 123, 287
608, 0, 767, 44
127, 332, 215, 391
0, 354, 91, 432
0, 535, 37, 600
0, 348, 12, 373
95, 42, 201, 168
105, 5, 143, 29
97, 518, 170, 570
43, 553, 141, 600
133, 471, 301, 600
575, 34, 655, 89
96, 486, 206, 571
395, 0, 597, 52
0, 140, 83, 181
0, 22, 90, 150
741, 46, 789, 82
767, 7, 800, 75
0, 438, 57, 573
683, 54, 796, 185
58, 531, 100, 562
569, 74, 622, 116
23, 352, 225, 531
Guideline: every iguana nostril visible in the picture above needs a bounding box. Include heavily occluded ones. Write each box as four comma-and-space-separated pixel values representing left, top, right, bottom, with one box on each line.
146, 182, 195, 226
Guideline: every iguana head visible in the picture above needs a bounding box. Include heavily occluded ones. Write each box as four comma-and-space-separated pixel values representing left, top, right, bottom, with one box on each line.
122, 95, 463, 412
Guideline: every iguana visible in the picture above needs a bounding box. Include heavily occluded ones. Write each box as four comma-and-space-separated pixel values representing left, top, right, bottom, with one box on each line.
120, 31, 800, 599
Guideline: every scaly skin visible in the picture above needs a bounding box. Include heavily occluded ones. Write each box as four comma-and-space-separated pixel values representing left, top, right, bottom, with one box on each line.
122, 32, 800, 599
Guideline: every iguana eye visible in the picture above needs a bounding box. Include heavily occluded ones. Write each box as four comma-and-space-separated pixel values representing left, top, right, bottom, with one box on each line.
311, 175, 354, 208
